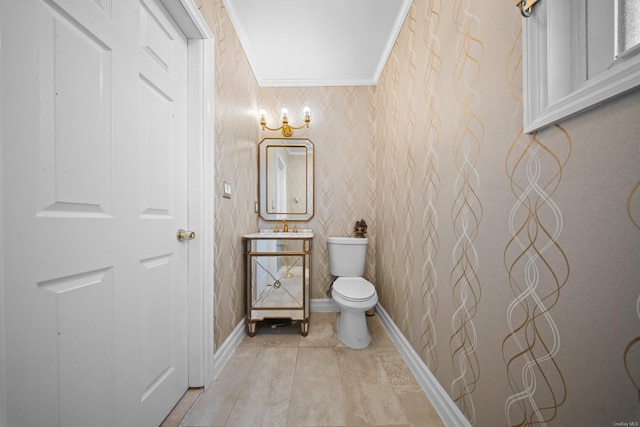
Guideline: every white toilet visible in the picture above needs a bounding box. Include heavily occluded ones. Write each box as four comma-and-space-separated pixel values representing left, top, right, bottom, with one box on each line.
327, 236, 378, 349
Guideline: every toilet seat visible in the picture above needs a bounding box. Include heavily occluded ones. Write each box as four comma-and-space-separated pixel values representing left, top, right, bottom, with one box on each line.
332, 277, 376, 302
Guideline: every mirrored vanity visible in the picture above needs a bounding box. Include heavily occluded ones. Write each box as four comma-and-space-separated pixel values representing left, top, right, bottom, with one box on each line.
244, 137, 315, 336
243, 231, 313, 336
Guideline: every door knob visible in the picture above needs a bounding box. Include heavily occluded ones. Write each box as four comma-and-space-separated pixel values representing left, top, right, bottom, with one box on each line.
177, 229, 196, 242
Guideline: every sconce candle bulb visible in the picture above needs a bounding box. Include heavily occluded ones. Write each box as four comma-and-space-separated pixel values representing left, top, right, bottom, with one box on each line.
259, 106, 311, 137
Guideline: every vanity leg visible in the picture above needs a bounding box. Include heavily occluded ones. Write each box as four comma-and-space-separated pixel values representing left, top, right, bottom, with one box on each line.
248, 321, 256, 337
301, 319, 309, 337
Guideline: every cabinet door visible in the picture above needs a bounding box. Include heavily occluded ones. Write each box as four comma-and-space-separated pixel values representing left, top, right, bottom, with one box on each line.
250, 255, 305, 310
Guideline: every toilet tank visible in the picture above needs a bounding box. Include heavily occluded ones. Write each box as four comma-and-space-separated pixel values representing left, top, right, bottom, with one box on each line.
327, 237, 368, 277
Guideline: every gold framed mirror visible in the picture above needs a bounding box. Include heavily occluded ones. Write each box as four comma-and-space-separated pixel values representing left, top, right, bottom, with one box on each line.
258, 137, 314, 221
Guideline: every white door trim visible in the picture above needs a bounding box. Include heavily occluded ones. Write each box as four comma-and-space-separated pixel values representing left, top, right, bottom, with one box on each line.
161, 1, 215, 388
0, 16, 6, 427
186, 37, 215, 388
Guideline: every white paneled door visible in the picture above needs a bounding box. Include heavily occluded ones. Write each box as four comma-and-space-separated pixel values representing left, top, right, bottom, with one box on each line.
2, 0, 193, 425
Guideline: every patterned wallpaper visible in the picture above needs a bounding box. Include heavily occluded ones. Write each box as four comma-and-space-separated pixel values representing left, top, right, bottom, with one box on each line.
201, 0, 640, 425
257, 86, 378, 299
377, 1, 640, 426
198, 0, 260, 351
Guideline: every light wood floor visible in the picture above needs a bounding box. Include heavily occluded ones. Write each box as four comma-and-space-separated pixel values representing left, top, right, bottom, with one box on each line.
169, 312, 444, 427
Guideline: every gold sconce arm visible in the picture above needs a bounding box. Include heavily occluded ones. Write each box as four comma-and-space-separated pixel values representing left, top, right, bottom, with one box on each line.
259, 107, 311, 137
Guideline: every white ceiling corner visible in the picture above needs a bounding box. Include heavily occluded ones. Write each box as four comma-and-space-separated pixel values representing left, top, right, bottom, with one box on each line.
222, 0, 412, 87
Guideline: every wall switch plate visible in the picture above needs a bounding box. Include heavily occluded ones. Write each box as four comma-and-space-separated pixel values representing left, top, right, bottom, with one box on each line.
222, 180, 231, 199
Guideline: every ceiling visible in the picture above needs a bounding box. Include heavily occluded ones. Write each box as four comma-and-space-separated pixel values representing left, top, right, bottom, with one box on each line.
223, 0, 412, 87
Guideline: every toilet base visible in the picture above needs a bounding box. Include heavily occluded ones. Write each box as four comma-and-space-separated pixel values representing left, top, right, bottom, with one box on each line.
336, 307, 372, 349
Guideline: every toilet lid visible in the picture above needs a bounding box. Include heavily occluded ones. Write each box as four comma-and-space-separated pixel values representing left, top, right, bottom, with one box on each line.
333, 277, 376, 302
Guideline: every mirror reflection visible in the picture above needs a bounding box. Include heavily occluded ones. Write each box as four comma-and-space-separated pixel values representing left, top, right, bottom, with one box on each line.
259, 138, 314, 221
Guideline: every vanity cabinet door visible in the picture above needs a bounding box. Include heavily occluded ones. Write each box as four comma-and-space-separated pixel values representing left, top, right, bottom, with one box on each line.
250, 255, 305, 310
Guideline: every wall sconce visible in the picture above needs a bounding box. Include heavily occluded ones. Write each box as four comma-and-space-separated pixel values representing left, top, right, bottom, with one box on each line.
259, 107, 310, 137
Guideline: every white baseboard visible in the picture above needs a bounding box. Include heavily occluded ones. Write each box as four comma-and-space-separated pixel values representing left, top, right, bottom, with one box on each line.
310, 298, 339, 312
210, 317, 246, 385
374, 304, 471, 427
